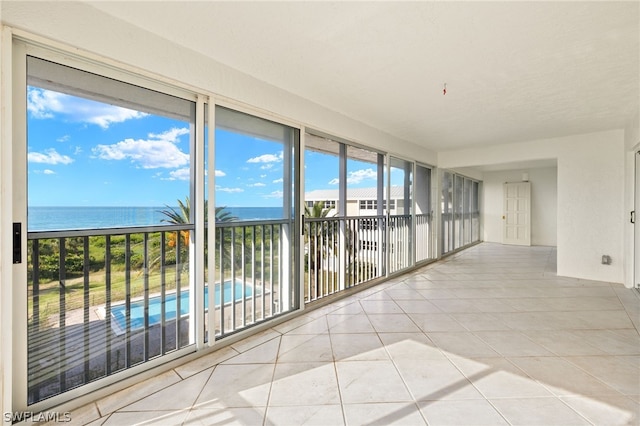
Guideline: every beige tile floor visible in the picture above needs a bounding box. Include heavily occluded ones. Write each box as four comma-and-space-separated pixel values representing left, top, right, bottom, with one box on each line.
47, 243, 640, 425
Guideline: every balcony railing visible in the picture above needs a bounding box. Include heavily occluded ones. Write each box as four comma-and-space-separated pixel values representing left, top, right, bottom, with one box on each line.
26, 213, 433, 404
26, 219, 294, 405
304, 214, 425, 303
303, 215, 387, 303
27, 225, 193, 404
388, 214, 412, 274
213, 220, 292, 336
415, 213, 433, 262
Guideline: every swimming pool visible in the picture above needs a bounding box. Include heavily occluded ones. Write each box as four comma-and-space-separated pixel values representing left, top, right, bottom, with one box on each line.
108, 280, 259, 335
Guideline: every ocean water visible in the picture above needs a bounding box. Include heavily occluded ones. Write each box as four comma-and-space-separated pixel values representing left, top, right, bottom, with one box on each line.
28, 206, 284, 231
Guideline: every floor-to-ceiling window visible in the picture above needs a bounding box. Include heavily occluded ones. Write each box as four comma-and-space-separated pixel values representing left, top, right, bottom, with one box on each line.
415, 164, 434, 262
441, 171, 481, 256
345, 145, 386, 285
23, 54, 198, 406
388, 157, 413, 273
303, 133, 387, 301
303, 133, 341, 301
212, 106, 300, 336
472, 180, 480, 242
15, 47, 302, 411
441, 171, 454, 254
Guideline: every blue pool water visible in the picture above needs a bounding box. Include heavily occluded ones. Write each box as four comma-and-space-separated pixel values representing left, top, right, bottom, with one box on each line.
110, 280, 258, 334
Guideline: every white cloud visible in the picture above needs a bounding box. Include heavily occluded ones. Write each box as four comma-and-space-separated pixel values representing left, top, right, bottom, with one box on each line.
248, 182, 266, 187
28, 89, 61, 119
57, 135, 70, 143
261, 164, 275, 170
217, 187, 244, 193
215, 170, 226, 177
264, 190, 283, 199
260, 174, 267, 178
27, 87, 147, 129
148, 128, 189, 143
28, 149, 74, 165
165, 168, 190, 181
329, 168, 377, 185
247, 151, 283, 164
92, 127, 189, 169
43, 169, 56, 175
272, 178, 284, 183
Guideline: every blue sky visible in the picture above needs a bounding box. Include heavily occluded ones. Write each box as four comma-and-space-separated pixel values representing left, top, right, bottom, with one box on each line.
27, 86, 396, 208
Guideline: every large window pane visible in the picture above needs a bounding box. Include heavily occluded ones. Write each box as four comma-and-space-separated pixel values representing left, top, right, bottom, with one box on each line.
463, 178, 472, 245
303, 133, 386, 301
304, 133, 341, 301
415, 164, 433, 262
389, 157, 412, 273
27, 57, 194, 230
441, 171, 454, 254
472, 181, 480, 242
347, 146, 384, 285
454, 175, 464, 250
26, 56, 196, 404
213, 106, 298, 335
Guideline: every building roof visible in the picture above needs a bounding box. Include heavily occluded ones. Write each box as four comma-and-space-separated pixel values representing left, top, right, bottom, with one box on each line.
306, 186, 406, 201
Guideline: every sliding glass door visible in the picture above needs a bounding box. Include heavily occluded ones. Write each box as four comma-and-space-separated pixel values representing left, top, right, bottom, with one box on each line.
12, 45, 301, 412
441, 171, 480, 256
211, 106, 300, 337
388, 157, 413, 273
22, 54, 198, 407
415, 164, 434, 262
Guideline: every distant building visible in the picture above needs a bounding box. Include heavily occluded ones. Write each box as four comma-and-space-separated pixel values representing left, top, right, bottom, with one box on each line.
304, 186, 407, 216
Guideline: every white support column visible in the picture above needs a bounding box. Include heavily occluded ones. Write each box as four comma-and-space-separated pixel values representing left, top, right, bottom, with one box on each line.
206, 100, 217, 346
299, 129, 307, 310
281, 130, 293, 311
193, 95, 205, 348
410, 161, 416, 267
377, 154, 385, 276
338, 144, 347, 290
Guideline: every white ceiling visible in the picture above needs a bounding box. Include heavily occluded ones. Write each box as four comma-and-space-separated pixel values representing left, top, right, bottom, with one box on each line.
87, 1, 638, 153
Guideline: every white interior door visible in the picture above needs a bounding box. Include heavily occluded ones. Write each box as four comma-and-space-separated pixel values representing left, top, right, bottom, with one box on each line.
503, 182, 531, 246
635, 151, 640, 288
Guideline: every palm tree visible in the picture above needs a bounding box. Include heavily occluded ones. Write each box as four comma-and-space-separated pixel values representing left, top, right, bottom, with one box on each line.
159, 196, 237, 226
304, 201, 336, 298
154, 197, 237, 271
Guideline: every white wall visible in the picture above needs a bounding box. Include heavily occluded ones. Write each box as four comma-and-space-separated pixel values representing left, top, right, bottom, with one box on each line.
624, 109, 639, 151
624, 113, 639, 289
482, 167, 557, 246
440, 129, 626, 284
556, 135, 625, 283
